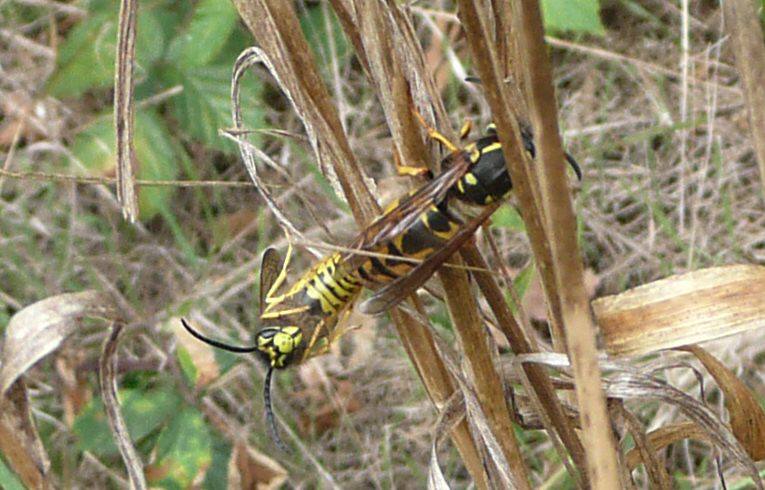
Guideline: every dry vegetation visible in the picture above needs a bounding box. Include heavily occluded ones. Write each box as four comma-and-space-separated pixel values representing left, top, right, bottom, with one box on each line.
1, 0, 765, 488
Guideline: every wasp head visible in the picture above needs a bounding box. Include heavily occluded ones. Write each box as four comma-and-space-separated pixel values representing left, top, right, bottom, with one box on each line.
255, 326, 303, 368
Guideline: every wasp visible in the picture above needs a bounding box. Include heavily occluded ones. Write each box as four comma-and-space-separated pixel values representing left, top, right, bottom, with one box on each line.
182, 115, 582, 449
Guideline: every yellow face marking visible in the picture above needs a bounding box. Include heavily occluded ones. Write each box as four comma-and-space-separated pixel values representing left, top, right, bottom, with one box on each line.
257, 326, 303, 367
274, 327, 301, 355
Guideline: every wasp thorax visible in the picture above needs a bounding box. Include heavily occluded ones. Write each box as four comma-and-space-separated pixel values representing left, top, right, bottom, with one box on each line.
255, 326, 303, 368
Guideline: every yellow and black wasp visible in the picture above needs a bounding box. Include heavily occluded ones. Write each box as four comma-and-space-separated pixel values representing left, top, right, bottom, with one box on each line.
182, 115, 582, 449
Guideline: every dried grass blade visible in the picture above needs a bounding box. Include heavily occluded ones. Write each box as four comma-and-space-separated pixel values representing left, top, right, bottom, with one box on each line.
623, 421, 710, 470
428, 392, 465, 490
0, 380, 53, 489
114, 0, 139, 221
0, 290, 120, 395
605, 369, 762, 488
593, 265, 765, 357
232, 0, 378, 225
510, 1, 620, 487
461, 245, 586, 483
517, 353, 764, 489
612, 403, 672, 488
99, 323, 147, 490
438, 263, 530, 488
230, 48, 306, 241
433, 329, 519, 489
679, 345, 765, 461
721, 0, 765, 197
346, 2, 521, 485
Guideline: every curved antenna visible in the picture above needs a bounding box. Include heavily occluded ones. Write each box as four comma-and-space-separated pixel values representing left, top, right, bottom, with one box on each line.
264, 366, 290, 452
180, 318, 259, 353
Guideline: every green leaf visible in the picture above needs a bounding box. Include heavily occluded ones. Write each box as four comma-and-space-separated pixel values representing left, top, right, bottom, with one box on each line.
513, 261, 536, 300
150, 407, 212, 489
176, 341, 199, 386
202, 435, 231, 489
166, 0, 238, 67
162, 64, 264, 152
48, 8, 165, 98
68, 109, 180, 218
491, 206, 526, 232
134, 110, 181, 217
0, 456, 24, 490
73, 389, 183, 457
541, 0, 605, 35
299, 4, 351, 67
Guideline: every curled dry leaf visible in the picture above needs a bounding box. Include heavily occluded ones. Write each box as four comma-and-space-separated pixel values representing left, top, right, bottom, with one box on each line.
228, 440, 287, 490
0, 290, 120, 396
624, 421, 711, 470
428, 392, 465, 490
0, 379, 53, 489
592, 265, 765, 357
679, 345, 765, 461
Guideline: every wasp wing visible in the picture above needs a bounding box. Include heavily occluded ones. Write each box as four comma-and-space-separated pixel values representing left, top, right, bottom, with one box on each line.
343, 152, 471, 268
359, 199, 501, 315
259, 247, 284, 315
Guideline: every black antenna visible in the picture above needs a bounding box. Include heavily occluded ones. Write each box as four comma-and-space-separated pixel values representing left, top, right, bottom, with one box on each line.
180, 318, 259, 353
565, 154, 584, 181
264, 367, 290, 452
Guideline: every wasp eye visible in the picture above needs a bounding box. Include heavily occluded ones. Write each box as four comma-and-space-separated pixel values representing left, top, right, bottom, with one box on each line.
255, 326, 303, 368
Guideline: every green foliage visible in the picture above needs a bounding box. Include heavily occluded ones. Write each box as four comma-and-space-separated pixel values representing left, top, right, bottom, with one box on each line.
48, 0, 265, 218
0, 456, 25, 490
298, 4, 352, 69
150, 407, 212, 489
47, 6, 166, 97
73, 389, 183, 457
176, 346, 198, 387
492, 205, 526, 232
68, 110, 180, 219
542, 0, 605, 35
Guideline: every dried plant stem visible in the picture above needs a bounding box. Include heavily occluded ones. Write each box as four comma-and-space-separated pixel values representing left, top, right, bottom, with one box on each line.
513, 1, 620, 488
460, 245, 586, 483
113, 0, 139, 221
438, 263, 530, 488
231, 0, 491, 485
721, 0, 765, 199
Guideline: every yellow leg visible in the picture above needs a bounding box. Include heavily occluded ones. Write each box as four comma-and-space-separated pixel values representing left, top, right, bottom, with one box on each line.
301, 319, 329, 362
394, 149, 432, 178
265, 233, 293, 305
411, 109, 460, 153
459, 119, 473, 141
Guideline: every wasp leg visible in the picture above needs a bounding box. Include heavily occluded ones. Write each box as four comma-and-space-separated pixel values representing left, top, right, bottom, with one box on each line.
394, 149, 432, 178
411, 109, 460, 153
265, 235, 294, 306
300, 318, 330, 363
459, 119, 473, 141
